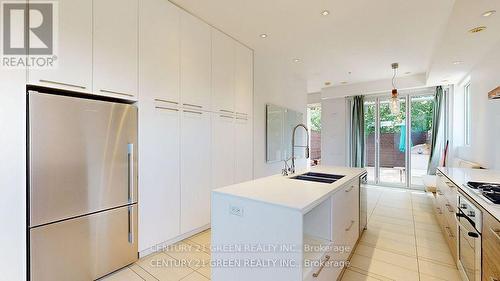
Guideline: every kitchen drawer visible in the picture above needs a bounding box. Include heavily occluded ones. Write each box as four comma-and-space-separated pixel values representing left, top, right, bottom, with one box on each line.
303, 246, 343, 281
482, 212, 500, 281
441, 217, 457, 262
435, 189, 446, 226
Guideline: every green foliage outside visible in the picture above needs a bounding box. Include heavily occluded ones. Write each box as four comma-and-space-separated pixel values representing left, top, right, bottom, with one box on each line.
310, 106, 321, 132
364, 98, 434, 136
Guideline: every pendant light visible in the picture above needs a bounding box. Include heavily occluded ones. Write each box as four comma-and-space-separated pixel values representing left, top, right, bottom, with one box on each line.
390, 63, 400, 115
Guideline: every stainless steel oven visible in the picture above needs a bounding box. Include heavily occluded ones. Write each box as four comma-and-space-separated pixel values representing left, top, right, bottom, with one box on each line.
456, 194, 482, 281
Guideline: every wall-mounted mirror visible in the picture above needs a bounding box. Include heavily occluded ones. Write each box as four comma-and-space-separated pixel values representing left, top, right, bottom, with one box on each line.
266, 104, 306, 163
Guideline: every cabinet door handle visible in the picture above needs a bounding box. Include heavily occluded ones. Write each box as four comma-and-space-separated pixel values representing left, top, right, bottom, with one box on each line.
345, 220, 355, 231
490, 228, 500, 241
219, 115, 234, 119
437, 190, 444, 195
100, 89, 134, 97
436, 207, 443, 214
236, 117, 248, 120
156, 106, 179, 112
235, 112, 248, 116
345, 186, 354, 192
490, 277, 499, 281
183, 103, 203, 108
312, 255, 330, 278
220, 109, 234, 113
154, 98, 178, 105
446, 182, 456, 188
39, 79, 86, 90
183, 110, 203, 115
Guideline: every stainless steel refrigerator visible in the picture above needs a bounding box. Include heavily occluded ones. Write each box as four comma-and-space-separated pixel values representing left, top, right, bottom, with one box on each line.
28, 91, 138, 281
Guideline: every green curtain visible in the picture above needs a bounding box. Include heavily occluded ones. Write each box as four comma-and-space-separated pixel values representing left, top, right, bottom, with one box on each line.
351, 96, 365, 168
427, 86, 444, 175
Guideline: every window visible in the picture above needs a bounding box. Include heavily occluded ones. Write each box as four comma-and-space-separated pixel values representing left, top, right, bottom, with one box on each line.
464, 83, 471, 146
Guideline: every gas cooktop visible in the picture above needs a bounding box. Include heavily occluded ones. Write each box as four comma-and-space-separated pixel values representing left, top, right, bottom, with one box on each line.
466, 181, 500, 204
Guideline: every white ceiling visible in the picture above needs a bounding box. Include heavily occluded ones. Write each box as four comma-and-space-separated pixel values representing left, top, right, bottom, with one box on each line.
170, 0, 500, 93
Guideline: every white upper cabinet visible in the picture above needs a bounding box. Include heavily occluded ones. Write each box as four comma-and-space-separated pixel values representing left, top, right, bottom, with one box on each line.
180, 11, 211, 110
212, 113, 235, 189
138, 100, 180, 252
139, 0, 180, 104
93, 0, 138, 99
234, 116, 253, 183
180, 109, 211, 233
235, 43, 253, 116
29, 0, 92, 92
211, 29, 235, 113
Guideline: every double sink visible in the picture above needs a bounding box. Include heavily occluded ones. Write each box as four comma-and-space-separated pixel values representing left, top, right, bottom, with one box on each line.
291, 172, 345, 184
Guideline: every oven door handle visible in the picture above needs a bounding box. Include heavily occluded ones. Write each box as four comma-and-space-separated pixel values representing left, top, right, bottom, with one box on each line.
456, 213, 481, 236
455, 212, 477, 229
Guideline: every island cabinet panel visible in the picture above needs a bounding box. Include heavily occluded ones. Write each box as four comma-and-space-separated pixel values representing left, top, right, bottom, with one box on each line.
138, 100, 180, 252
483, 212, 500, 281
93, 0, 138, 99
180, 109, 212, 234
28, 0, 93, 92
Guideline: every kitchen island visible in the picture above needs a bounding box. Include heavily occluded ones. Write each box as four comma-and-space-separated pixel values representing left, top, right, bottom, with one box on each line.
211, 166, 367, 281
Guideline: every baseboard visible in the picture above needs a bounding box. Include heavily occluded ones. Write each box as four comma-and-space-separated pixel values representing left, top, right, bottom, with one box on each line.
139, 224, 211, 258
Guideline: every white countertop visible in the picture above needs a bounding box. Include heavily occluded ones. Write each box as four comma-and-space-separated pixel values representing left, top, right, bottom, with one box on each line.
438, 167, 500, 220
213, 166, 366, 214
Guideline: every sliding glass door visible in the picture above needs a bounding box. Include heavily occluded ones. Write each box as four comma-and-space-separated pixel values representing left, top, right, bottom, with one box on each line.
364, 91, 434, 189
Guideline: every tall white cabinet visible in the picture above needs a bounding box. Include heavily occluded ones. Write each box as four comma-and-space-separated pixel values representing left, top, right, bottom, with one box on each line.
180, 11, 212, 110
93, 0, 138, 99
28, 0, 93, 92
180, 110, 212, 233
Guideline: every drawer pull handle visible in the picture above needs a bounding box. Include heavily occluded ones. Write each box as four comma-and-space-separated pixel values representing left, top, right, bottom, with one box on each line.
39, 79, 86, 89
436, 207, 443, 214
220, 115, 234, 119
490, 277, 499, 281
236, 117, 248, 120
100, 89, 134, 97
235, 112, 248, 116
345, 186, 354, 192
156, 106, 179, 112
437, 190, 444, 195
154, 98, 178, 105
345, 220, 355, 231
312, 255, 330, 278
183, 103, 203, 108
220, 109, 234, 113
490, 228, 500, 241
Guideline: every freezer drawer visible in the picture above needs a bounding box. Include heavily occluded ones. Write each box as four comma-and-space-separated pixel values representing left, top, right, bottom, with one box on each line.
29, 92, 138, 227
30, 204, 138, 281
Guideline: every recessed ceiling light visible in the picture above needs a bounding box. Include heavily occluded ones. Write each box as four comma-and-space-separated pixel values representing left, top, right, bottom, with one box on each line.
341, 81, 348, 85
442, 80, 449, 83
453, 61, 464, 65
259, 33, 268, 38
321, 10, 330, 16
293, 58, 301, 63
324, 82, 332, 86
482, 10, 496, 17
404, 71, 411, 75
469, 26, 487, 33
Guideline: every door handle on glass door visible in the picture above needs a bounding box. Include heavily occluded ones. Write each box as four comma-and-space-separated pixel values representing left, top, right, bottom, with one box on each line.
128, 144, 134, 203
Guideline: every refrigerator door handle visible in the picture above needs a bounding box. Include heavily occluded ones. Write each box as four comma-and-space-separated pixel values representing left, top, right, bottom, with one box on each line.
128, 143, 134, 203
128, 206, 134, 244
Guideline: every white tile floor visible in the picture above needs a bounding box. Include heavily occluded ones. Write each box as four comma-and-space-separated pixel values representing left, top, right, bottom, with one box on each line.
101, 186, 461, 281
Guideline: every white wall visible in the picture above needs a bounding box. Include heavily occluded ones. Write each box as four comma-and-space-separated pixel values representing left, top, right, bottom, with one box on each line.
253, 51, 308, 178
0, 68, 26, 280
321, 98, 348, 166
453, 43, 500, 169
